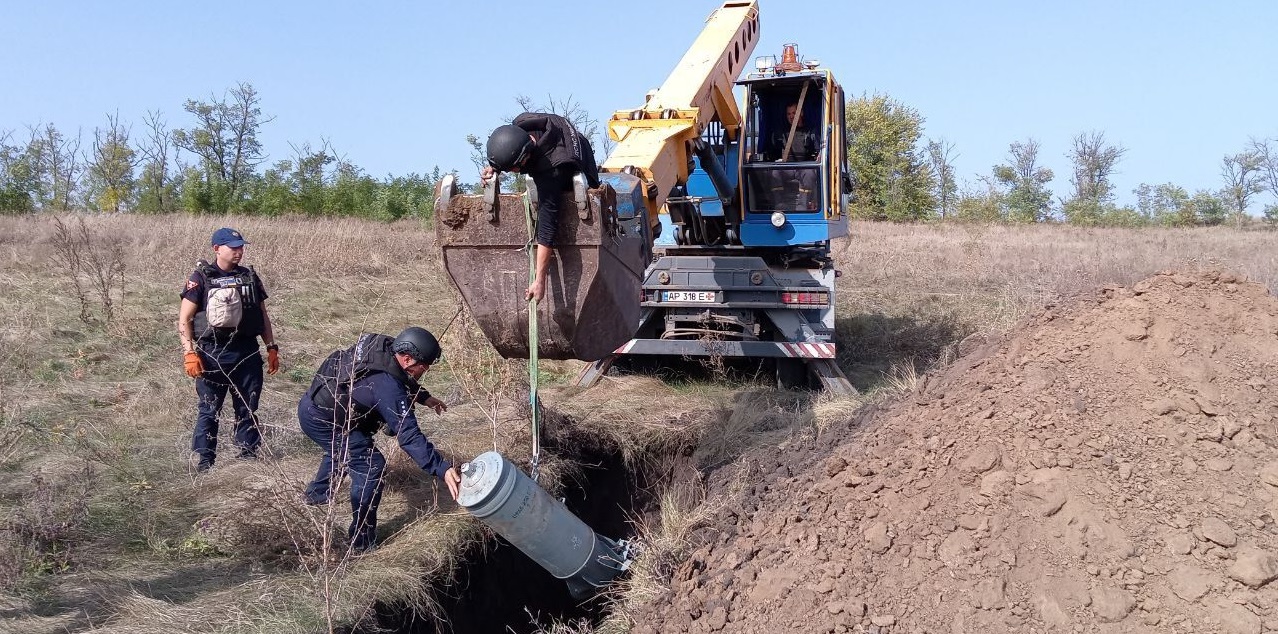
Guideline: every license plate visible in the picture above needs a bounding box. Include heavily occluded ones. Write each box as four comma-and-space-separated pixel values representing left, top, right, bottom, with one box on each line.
663, 290, 717, 302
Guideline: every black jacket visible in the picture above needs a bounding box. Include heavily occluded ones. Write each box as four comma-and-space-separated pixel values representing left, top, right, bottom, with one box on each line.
768, 125, 821, 162
514, 112, 599, 182
308, 334, 424, 414
514, 112, 602, 247
305, 333, 451, 478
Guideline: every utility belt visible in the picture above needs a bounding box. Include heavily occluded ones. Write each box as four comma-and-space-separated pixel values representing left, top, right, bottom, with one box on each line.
193, 320, 263, 343
193, 314, 264, 342
306, 390, 394, 437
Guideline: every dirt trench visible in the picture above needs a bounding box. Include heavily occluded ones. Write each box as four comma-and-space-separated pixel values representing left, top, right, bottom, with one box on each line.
367, 421, 665, 633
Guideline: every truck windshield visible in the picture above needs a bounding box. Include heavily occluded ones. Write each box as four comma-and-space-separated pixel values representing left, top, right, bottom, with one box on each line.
744, 163, 822, 213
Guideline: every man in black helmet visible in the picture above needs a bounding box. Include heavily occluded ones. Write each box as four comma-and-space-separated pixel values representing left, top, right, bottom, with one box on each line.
296, 327, 460, 554
481, 112, 600, 302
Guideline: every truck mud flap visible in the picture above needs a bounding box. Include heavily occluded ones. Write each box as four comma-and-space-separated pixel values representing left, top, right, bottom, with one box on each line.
435, 176, 646, 361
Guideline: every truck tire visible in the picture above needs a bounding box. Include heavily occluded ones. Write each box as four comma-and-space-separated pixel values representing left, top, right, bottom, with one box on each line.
776, 358, 809, 390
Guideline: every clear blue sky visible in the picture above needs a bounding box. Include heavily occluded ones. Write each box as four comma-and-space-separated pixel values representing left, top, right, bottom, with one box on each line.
3, 0, 1275, 207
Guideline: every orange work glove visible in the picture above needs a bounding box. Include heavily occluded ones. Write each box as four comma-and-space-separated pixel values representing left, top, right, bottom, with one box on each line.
267, 347, 280, 375
184, 351, 203, 378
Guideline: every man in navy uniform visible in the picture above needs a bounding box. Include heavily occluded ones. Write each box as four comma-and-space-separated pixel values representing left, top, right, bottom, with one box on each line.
297, 327, 461, 554
177, 227, 279, 472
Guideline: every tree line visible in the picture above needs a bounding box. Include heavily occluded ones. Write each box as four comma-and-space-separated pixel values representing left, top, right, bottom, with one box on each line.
0, 83, 442, 221
846, 94, 1278, 228
4, 84, 1276, 228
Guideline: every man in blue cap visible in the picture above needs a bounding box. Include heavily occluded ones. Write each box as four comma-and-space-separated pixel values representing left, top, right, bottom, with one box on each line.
177, 227, 279, 472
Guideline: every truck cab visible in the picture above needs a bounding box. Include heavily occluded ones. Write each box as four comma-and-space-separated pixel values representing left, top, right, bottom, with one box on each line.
737, 59, 850, 248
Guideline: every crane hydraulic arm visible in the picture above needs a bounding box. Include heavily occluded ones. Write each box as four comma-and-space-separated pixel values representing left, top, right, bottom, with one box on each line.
601, 0, 760, 237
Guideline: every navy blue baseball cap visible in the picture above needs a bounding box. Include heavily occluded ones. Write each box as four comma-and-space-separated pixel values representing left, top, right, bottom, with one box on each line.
211, 227, 248, 247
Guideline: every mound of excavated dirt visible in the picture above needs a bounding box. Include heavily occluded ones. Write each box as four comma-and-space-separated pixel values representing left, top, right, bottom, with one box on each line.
633, 271, 1278, 634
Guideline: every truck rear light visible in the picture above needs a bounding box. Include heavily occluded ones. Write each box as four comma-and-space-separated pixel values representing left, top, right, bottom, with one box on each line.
781, 291, 828, 305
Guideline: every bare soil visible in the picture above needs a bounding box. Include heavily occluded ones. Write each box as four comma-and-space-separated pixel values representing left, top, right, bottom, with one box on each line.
632, 270, 1278, 634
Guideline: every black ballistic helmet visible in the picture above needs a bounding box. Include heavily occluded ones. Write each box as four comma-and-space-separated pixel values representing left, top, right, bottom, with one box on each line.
486, 124, 533, 171
392, 327, 441, 365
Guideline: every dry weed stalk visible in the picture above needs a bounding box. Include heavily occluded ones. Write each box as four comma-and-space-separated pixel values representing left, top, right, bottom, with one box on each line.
0, 360, 33, 470
193, 441, 393, 634
810, 391, 865, 436
695, 328, 730, 382
0, 414, 26, 468
597, 476, 726, 633
438, 309, 525, 452
883, 358, 922, 394
50, 215, 126, 325
256, 454, 353, 634
0, 461, 96, 590
259, 366, 393, 632
530, 614, 597, 634
693, 389, 811, 470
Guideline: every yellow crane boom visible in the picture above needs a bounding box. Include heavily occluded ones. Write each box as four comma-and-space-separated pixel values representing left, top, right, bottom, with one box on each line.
601, 0, 760, 233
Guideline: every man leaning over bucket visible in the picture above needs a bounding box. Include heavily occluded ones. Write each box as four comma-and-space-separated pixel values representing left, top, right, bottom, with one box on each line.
297, 327, 461, 554
480, 112, 601, 303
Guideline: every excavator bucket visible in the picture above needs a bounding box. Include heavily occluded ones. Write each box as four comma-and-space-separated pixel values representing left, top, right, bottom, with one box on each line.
435, 175, 646, 361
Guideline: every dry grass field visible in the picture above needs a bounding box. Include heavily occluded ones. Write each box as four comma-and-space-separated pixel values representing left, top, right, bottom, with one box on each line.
0, 214, 1273, 633
833, 222, 1277, 378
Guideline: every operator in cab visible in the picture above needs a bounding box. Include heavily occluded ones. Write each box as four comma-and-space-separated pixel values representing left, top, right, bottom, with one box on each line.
767, 102, 821, 162
481, 112, 600, 302
761, 101, 822, 210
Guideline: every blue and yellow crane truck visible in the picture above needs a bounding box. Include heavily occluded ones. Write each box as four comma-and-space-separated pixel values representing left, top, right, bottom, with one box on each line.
436, 0, 856, 394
